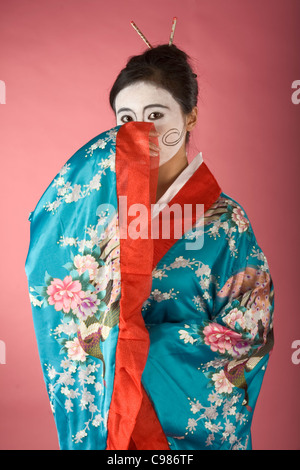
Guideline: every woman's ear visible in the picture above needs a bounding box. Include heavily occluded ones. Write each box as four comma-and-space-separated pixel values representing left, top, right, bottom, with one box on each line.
186, 106, 198, 132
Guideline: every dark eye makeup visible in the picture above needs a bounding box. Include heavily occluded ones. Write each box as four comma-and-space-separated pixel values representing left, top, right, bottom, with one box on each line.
120, 111, 164, 123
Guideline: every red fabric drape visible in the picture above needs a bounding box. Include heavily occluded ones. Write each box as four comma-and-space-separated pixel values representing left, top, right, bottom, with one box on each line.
106, 122, 168, 450
106, 122, 221, 449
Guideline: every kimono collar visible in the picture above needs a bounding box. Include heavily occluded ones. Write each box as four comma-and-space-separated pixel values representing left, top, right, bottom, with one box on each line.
152, 152, 203, 218
152, 151, 222, 268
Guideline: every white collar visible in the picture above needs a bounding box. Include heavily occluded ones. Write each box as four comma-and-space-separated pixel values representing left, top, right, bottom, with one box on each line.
152, 152, 203, 218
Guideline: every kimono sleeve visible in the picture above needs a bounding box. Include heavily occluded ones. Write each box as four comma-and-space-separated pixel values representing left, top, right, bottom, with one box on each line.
142, 213, 275, 450
205, 220, 275, 411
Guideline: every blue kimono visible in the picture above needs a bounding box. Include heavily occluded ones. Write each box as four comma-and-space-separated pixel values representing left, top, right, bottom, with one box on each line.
25, 122, 274, 450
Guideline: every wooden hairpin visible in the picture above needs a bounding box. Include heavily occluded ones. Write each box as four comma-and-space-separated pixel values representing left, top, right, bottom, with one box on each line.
130, 17, 178, 48
169, 17, 177, 46
130, 21, 153, 49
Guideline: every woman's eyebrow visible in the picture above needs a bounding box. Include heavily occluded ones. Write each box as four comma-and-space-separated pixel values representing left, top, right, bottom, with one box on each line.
117, 107, 133, 115
117, 104, 170, 115
144, 104, 170, 111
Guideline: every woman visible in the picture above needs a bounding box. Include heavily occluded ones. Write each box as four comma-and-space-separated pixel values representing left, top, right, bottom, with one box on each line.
110, 46, 198, 203
109, 44, 275, 450
25, 43, 274, 451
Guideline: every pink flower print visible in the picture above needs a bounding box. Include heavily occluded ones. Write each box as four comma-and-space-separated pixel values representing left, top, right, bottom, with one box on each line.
231, 207, 249, 233
47, 275, 85, 313
212, 369, 233, 394
65, 337, 87, 362
217, 268, 272, 343
74, 254, 99, 281
203, 323, 246, 355
73, 291, 100, 321
223, 308, 246, 330
230, 338, 252, 357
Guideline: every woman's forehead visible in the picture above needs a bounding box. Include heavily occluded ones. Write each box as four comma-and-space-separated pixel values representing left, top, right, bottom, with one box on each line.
115, 81, 179, 110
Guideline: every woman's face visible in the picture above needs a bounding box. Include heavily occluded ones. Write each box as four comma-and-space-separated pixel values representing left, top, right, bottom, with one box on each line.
114, 81, 188, 166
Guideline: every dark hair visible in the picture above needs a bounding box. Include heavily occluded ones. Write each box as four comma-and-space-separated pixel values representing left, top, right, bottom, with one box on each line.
109, 44, 198, 144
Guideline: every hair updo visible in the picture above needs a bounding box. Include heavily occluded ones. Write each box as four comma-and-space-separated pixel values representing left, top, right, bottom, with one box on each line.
109, 44, 198, 144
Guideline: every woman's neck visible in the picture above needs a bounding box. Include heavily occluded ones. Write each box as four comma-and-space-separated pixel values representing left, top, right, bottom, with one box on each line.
156, 148, 188, 202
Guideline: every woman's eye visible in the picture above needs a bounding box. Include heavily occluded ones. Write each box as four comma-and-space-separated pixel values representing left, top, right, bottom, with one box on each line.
120, 115, 134, 123
148, 112, 163, 120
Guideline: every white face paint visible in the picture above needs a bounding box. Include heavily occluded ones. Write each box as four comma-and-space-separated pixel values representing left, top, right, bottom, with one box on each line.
114, 81, 187, 166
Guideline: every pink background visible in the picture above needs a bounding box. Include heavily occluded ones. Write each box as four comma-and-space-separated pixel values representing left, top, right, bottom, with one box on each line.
0, 0, 299, 450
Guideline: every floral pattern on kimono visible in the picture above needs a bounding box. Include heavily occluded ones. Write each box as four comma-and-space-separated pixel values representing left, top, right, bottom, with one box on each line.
25, 122, 274, 450
26, 127, 122, 448
141, 194, 274, 450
